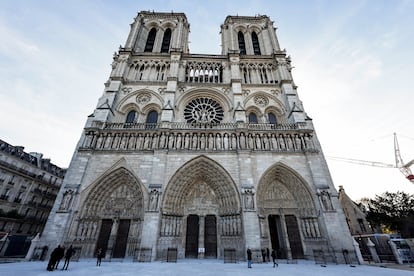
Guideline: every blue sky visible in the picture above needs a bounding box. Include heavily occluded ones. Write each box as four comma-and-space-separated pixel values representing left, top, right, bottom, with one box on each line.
1, 0, 413, 199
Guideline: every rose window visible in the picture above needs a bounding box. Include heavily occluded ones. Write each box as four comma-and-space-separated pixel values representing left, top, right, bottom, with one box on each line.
184, 98, 224, 124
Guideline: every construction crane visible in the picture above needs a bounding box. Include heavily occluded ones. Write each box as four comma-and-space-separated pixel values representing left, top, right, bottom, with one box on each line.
327, 133, 414, 183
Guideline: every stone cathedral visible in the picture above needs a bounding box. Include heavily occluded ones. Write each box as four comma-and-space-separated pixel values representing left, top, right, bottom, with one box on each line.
40, 11, 355, 263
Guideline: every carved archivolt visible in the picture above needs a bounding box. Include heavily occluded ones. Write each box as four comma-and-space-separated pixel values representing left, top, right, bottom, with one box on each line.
256, 164, 322, 239
80, 167, 144, 220
162, 156, 240, 216
257, 164, 314, 211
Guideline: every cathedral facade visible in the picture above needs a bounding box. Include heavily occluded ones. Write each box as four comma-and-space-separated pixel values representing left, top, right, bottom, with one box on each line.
40, 11, 355, 263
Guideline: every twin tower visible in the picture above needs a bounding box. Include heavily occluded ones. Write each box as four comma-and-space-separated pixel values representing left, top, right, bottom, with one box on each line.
40, 11, 355, 263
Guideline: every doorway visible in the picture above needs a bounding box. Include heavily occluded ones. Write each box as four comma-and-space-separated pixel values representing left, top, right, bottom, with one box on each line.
204, 215, 217, 258
96, 219, 131, 258
185, 215, 199, 258
112, 219, 131, 258
285, 215, 304, 259
268, 215, 285, 258
96, 219, 112, 256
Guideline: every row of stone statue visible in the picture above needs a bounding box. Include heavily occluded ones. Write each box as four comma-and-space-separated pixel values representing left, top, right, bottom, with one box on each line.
82, 131, 316, 152
301, 217, 321, 238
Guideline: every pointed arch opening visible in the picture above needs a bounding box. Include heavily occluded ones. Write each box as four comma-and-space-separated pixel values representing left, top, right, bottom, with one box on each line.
144, 28, 157, 52
252, 32, 261, 55
161, 28, 172, 53
238, 31, 246, 55
159, 156, 243, 260
257, 163, 319, 260
162, 156, 240, 215
73, 167, 145, 259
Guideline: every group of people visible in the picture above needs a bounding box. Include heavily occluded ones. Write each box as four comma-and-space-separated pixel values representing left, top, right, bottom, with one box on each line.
46, 245, 76, 271
246, 248, 278, 268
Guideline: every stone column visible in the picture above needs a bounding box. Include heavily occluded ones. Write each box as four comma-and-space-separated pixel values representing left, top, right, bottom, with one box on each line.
366, 238, 380, 263
198, 215, 205, 259
25, 233, 40, 260
280, 214, 292, 260
106, 218, 119, 258
389, 239, 403, 264
353, 238, 364, 265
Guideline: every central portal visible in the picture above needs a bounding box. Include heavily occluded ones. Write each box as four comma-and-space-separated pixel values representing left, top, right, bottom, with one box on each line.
185, 214, 217, 258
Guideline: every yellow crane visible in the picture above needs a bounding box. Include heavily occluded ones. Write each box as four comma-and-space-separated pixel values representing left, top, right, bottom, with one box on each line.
327, 133, 414, 183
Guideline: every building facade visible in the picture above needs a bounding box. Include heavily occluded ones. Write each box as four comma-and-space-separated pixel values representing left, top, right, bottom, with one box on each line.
338, 186, 373, 236
40, 11, 355, 263
0, 139, 65, 257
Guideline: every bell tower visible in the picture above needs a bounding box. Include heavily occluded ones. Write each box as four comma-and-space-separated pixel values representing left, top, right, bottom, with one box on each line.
125, 11, 189, 53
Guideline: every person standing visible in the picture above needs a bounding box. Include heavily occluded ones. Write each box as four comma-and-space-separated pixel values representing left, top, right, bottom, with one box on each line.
246, 248, 252, 268
54, 245, 65, 269
62, 245, 75, 270
96, 248, 104, 266
46, 246, 59, 271
266, 248, 270, 263
271, 249, 278, 267
261, 249, 266, 263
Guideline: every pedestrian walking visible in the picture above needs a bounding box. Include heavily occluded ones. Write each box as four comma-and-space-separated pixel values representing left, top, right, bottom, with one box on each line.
96, 248, 104, 266
62, 245, 75, 270
247, 248, 252, 268
271, 249, 278, 267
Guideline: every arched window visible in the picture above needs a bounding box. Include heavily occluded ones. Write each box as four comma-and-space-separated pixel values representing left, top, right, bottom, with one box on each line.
252, 32, 261, 55
146, 110, 158, 129
268, 113, 277, 125
144, 28, 157, 52
161, 28, 172, 53
248, 112, 258, 123
125, 110, 137, 124
238, 31, 246, 55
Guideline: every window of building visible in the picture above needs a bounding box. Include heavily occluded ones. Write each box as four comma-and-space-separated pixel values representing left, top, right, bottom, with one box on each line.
161, 28, 172, 53
145, 110, 158, 129
268, 113, 277, 125
1, 188, 10, 200
252, 32, 261, 55
238, 31, 246, 55
248, 112, 258, 123
144, 28, 157, 52
184, 97, 224, 124
357, 219, 367, 233
126, 110, 137, 124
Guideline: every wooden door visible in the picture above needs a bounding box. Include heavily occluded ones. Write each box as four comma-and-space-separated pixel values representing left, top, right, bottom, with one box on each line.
285, 215, 304, 259
185, 215, 199, 258
112, 219, 131, 258
204, 215, 217, 258
96, 219, 113, 255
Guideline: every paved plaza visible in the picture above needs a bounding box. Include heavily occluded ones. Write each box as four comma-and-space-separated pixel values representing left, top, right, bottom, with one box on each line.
0, 259, 413, 276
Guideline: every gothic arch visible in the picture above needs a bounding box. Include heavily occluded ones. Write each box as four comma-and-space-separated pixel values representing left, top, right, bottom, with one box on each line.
243, 91, 284, 109
80, 167, 145, 220
233, 24, 248, 33
116, 89, 164, 114
256, 163, 317, 214
119, 103, 140, 116
160, 21, 177, 30
247, 25, 262, 35
245, 105, 262, 122
161, 155, 240, 216
144, 21, 161, 30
